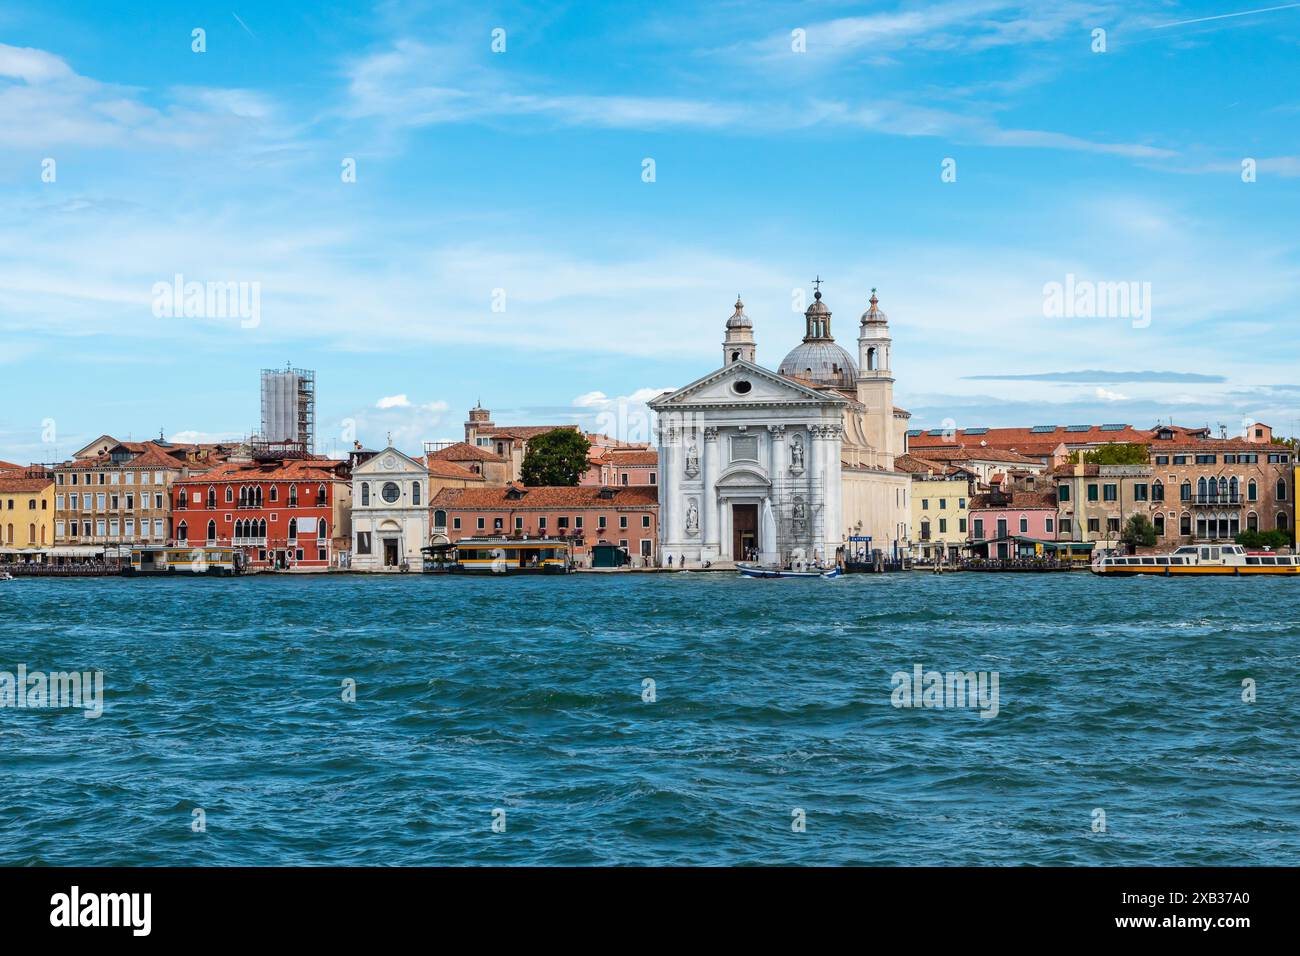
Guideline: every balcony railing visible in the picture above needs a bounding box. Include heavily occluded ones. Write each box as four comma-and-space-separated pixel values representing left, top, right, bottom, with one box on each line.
1186, 494, 1245, 507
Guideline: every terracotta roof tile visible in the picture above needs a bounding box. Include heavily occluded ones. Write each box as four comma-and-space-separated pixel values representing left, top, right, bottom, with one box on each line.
426, 460, 485, 481
427, 442, 506, 463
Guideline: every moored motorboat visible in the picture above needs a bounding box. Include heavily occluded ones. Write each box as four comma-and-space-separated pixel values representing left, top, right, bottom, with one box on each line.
1092, 544, 1300, 577
736, 563, 841, 579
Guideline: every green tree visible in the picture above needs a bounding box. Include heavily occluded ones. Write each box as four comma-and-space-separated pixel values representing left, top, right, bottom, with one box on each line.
520, 429, 592, 486
1120, 513, 1157, 551
1067, 443, 1151, 466
1235, 529, 1291, 550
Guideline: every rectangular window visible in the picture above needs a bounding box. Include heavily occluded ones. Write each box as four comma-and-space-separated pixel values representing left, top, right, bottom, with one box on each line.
95, 519, 105, 535
558, 516, 569, 529
514, 517, 523, 530
972, 518, 983, 539
938, 518, 947, 534
1173, 455, 1187, 465
642, 515, 651, 528
575, 516, 583, 529
1103, 484, 1117, 502
599, 516, 607, 529
96, 493, 106, 510
958, 518, 967, 533
493, 517, 503, 530
1133, 484, 1148, 501
452, 517, 461, 530
1019, 517, 1028, 533
1058, 484, 1070, 502
921, 499, 929, 510
1107, 517, 1120, 533
1060, 518, 1072, 536
55, 520, 65, 536
538, 517, 547, 530
356, 532, 371, 554
619, 516, 628, 529
1087, 517, 1100, 533
477, 517, 485, 530
1046, 517, 1055, 533
1087, 484, 1099, 502
125, 518, 135, 535
1155, 455, 1169, 465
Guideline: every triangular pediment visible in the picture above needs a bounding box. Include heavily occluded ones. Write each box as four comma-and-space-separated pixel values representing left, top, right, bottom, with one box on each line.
354, 447, 427, 476
648, 360, 848, 410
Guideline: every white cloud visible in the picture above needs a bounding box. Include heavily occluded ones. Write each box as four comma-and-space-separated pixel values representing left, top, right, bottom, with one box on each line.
1095, 387, 1129, 402
376, 394, 411, 409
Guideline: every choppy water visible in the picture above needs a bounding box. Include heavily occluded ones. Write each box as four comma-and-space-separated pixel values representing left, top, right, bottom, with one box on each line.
1, 572, 1297, 865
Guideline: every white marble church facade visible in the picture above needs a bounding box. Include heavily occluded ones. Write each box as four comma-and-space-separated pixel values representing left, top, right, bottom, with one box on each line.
650, 287, 911, 568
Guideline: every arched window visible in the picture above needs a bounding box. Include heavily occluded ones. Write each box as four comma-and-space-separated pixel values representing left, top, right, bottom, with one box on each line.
239, 486, 247, 507
5, 524, 11, 544
1247, 512, 1258, 532
1277, 478, 1288, 501
434, 510, 447, 528
177, 521, 187, 541
1152, 479, 1164, 502
259, 519, 266, 539
1180, 481, 1192, 502
1218, 477, 1228, 500
1248, 479, 1258, 502
206, 486, 216, 508
361, 483, 370, 506
1180, 513, 1191, 536
288, 518, 297, 540
28, 523, 35, 544
412, 482, 421, 506
317, 483, 327, 506
1278, 512, 1290, 531
867, 347, 877, 371
1153, 514, 1165, 536
206, 519, 216, 542
225, 486, 233, 502
1197, 477, 1208, 501
1229, 477, 1239, 501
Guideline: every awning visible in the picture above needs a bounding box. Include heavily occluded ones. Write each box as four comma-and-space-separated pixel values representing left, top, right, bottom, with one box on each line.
0, 547, 49, 555
50, 546, 104, 557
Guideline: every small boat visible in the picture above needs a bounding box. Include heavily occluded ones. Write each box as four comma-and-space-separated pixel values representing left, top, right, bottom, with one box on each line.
737, 563, 841, 579
0, 570, 13, 581
1092, 544, 1300, 577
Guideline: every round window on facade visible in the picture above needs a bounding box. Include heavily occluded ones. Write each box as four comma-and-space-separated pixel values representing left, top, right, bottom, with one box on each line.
381, 481, 401, 503
733, 380, 752, 395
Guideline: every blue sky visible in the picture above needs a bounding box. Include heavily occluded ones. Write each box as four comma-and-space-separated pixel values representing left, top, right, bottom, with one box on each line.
2, 0, 1299, 463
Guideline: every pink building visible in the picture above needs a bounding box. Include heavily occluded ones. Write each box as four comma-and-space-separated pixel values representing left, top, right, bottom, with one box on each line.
968, 488, 1059, 559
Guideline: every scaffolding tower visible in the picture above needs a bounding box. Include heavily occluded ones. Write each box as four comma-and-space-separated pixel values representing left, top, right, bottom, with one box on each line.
260, 365, 315, 452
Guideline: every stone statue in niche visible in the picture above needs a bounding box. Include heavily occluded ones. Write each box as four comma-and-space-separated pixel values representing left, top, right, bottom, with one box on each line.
791, 495, 806, 535
685, 498, 699, 535
684, 442, 700, 478
789, 433, 805, 474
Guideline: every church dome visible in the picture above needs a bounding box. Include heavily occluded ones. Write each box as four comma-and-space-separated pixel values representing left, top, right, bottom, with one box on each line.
778, 285, 858, 388
726, 296, 751, 329
860, 288, 889, 325
779, 341, 858, 388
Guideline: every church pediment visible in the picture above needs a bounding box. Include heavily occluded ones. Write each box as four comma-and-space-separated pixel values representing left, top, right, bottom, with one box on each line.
354, 447, 427, 476
648, 361, 847, 410
715, 463, 772, 489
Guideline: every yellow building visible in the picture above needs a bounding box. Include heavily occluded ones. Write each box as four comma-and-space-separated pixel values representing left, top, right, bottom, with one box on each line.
0, 468, 55, 564
897, 455, 973, 564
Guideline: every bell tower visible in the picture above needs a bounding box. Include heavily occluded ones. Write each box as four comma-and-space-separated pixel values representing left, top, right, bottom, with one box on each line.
722, 295, 756, 366
857, 289, 895, 458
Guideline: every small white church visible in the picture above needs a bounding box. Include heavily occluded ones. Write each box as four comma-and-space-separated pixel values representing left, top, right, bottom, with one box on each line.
648, 283, 911, 568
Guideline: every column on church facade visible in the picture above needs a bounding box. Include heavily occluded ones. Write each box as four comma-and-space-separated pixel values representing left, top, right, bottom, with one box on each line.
659, 422, 678, 560
768, 424, 786, 554
702, 426, 720, 559
825, 423, 843, 560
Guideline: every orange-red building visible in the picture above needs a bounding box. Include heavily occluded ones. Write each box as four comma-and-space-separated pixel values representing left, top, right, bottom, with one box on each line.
172, 458, 352, 571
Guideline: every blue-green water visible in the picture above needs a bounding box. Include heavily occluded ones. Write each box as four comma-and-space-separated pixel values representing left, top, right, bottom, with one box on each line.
1, 573, 1297, 866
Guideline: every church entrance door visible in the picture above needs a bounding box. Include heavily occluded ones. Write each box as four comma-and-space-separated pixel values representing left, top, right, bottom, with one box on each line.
383, 538, 399, 567
732, 503, 758, 560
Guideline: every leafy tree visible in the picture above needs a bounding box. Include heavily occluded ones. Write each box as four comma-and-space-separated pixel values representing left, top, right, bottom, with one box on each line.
1120, 513, 1157, 551
1235, 529, 1291, 550
521, 429, 592, 486
1067, 443, 1151, 466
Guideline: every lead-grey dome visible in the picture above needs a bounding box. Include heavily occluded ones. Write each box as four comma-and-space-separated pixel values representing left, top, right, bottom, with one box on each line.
778, 286, 858, 388
726, 296, 751, 329
778, 341, 858, 388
